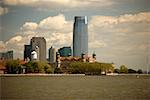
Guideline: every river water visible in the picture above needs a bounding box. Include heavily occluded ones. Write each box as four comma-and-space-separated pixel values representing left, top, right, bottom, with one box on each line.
1, 75, 150, 100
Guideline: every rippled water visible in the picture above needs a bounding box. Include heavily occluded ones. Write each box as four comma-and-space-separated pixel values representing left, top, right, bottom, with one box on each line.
1, 75, 150, 100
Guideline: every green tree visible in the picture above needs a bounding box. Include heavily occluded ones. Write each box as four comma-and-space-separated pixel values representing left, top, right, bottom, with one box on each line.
120, 65, 128, 73
54, 68, 63, 74
69, 62, 114, 75
44, 63, 53, 74
114, 68, 120, 73
25, 61, 35, 73
6, 60, 20, 74
25, 61, 53, 73
128, 69, 136, 73
137, 69, 143, 74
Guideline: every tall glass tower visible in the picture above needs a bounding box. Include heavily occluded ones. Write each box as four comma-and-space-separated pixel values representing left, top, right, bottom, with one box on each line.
73, 16, 88, 57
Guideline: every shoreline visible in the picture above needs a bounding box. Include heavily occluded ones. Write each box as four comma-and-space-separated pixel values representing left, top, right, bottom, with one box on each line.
0, 74, 86, 77
1, 73, 150, 77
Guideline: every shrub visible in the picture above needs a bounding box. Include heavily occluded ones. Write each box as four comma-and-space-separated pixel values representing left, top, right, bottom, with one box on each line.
6, 60, 20, 74
69, 62, 114, 75
25, 61, 53, 74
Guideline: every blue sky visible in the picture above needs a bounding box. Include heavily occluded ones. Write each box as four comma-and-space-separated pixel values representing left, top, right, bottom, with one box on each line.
0, 0, 150, 70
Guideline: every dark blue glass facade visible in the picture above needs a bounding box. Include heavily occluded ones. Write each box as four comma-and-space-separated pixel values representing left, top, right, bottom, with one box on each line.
73, 16, 88, 57
58, 47, 72, 57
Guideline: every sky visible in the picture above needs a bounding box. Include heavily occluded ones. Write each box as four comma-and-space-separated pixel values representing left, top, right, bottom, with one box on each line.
0, 0, 150, 70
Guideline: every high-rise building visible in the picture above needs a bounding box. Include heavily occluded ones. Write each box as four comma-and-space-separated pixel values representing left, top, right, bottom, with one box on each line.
49, 46, 56, 63
0, 50, 13, 60
24, 45, 32, 61
73, 16, 88, 57
58, 46, 72, 57
30, 37, 46, 61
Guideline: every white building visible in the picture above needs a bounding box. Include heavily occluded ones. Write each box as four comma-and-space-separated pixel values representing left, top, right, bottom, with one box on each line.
31, 51, 38, 61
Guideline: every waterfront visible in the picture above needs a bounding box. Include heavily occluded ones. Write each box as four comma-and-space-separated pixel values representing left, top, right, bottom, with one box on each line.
1, 75, 150, 100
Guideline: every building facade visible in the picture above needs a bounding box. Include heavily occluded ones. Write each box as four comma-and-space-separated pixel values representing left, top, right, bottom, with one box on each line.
30, 37, 46, 61
24, 45, 32, 61
49, 46, 56, 63
0, 51, 13, 60
73, 16, 88, 57
58, 46, 72, 57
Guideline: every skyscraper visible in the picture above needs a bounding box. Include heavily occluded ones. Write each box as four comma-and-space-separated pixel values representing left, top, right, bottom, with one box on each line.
73, 16, 88, 57
49, 46, 56, 63
24, 45, 32, 61
30, 37, 46, 61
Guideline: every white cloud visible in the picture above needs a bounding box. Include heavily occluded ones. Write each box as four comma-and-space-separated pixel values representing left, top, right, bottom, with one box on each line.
0, 41, 6, 51
21, 22, 38, 31
2, 0, 114, 8
0, 6, 8, 15
6, 35, 22, 44
89, 12, 150, 59
118, 12, 150, 23
89, 40, 107, 49
3, 0, 37, 5
0, 35, 26, 58
90, 12, 150, 36
38, 14, 72, 32
90, 12, 150, 28
47, 32, 72, 48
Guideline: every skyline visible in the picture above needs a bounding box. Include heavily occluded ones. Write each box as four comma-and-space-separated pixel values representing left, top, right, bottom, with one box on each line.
0, 0, 150, 70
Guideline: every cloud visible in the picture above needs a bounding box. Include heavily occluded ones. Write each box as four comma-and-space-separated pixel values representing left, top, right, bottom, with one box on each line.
47, 32, 72, 48
5, 35, 23, 51
6, 35, 22, 44
90, 12, 150, 36
2, 0, 114, 8
118, 12, 150, 23
21, 22, 38, 31
90, 12, 150, 28
89, 40, 107, 49
0, 35, 25, 56
2, 0, 37, 5
38, 14, 72, 32
0, 41, 6, 51
0, 6, 8, 15
88, 12, 150, 63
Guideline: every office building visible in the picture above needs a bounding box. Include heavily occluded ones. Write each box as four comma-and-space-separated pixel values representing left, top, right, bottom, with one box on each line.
58, 46, 72, 57
24, 45, 32, 61
30, 37, 46, 61
49, 46, 56, 63
0, 50, 13, 60
73, 16, 88, 57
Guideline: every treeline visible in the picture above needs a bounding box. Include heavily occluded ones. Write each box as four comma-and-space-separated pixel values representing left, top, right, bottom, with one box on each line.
5, 60, 114, 74
67, 62, 114, 75
114, 65, 143, 74
4, 60, 143, 74
5, 60, 53, 74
